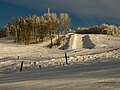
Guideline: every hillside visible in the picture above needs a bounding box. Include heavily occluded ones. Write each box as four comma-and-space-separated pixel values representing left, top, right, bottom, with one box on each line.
0, 34, 120, 90
61, 34, 120, 50
0, 34, 120, 58
0, 34, 120, 72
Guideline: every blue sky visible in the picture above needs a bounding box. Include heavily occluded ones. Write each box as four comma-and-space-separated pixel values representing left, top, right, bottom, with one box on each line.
0, 0, 120, 29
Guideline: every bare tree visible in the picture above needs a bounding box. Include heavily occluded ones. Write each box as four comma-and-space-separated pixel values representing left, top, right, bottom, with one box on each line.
59, 13, 71, 36
4, 8, 71, 45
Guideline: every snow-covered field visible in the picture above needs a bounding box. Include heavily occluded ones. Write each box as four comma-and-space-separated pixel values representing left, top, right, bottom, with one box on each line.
0, 59, 120, 90
0, 34, 120, 90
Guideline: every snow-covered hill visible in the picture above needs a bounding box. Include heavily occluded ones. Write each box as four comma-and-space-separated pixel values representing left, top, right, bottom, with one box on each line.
0, 34, 120, 90
61, 34, 120, 50
0, 34, 120, 73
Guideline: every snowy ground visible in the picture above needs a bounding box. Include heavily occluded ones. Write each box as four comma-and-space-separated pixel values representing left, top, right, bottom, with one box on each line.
0, 34, 120, 73
0, 34, 120, 89
0, 59, 120, 90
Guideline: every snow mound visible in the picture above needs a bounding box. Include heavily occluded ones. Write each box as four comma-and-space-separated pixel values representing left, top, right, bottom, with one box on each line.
60, 34, 120, 50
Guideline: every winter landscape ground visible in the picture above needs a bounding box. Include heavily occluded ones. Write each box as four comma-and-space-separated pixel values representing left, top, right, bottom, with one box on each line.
0, 34, 120, 90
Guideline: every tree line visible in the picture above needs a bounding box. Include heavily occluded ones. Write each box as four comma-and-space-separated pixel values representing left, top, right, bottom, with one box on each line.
76, 24, 120, 36
4, 9, 70, 46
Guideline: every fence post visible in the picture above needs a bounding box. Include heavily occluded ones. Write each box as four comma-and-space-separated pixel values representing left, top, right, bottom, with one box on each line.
39, 65, 42, 69
65, 52, 68, 64
20, 61, 24, 72
17, 56, 19, 60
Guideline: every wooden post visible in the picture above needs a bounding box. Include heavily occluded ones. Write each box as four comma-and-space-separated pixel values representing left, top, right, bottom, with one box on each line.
17, 56, 19, 60
65, 52, 68, 64
39, 65, 42, 69
20, 61, 24, 72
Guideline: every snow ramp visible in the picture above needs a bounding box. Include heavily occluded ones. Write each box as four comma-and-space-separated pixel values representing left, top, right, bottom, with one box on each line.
60, 34, 120, 50
60, 34, 96, 50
